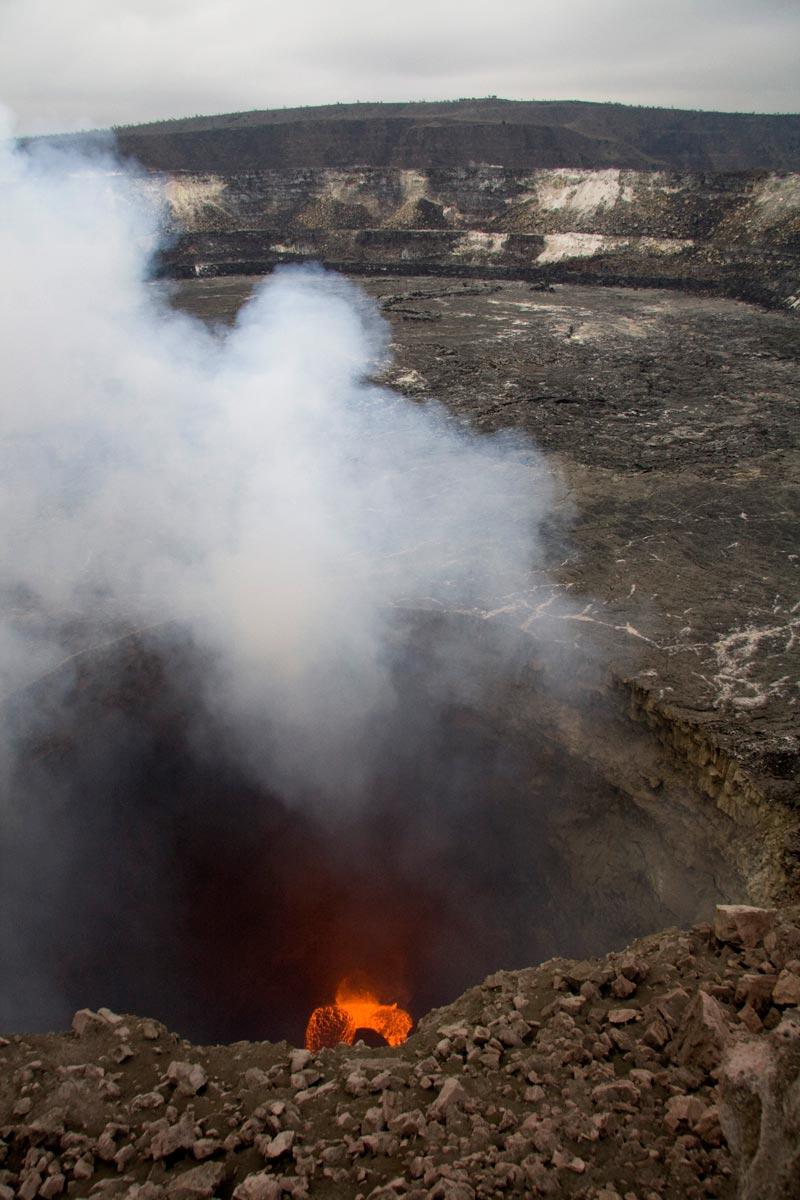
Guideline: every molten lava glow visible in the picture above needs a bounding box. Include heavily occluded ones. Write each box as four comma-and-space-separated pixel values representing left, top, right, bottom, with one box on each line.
305, 980, 413, 1052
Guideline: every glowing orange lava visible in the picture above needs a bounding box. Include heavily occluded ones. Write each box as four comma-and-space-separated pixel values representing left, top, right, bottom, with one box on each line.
305, 979, 413, 1052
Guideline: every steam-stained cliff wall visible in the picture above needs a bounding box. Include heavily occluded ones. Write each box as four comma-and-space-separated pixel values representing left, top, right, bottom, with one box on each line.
154, 166, 800, 308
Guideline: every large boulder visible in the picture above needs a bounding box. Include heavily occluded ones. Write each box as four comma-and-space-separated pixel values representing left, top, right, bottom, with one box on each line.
718, 1012, 800, 1200
714, 906, 776, 949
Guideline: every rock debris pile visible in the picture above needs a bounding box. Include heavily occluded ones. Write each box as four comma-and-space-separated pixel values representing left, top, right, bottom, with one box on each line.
1, 906, 798, 1200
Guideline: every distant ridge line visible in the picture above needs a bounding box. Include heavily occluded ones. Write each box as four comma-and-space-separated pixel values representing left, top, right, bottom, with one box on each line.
26, 98, 800, 173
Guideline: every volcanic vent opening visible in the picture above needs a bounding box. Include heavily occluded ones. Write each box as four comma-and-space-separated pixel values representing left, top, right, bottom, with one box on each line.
3, 610, 745, 1046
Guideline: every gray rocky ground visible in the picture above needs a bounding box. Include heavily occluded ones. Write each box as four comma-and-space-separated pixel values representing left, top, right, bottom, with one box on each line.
1, 905, 798, 1199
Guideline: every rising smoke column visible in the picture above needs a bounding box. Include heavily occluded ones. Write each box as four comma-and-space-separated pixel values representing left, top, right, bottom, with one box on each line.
0, 118, 556, 1032
0, 124, 552, 804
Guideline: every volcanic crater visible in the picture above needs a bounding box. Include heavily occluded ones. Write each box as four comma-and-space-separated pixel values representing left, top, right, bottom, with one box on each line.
2, 100, 800, 1199
6, 604, 753, 1050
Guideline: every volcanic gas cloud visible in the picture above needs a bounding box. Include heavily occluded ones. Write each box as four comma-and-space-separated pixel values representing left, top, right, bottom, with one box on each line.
0, 114, 557, 1042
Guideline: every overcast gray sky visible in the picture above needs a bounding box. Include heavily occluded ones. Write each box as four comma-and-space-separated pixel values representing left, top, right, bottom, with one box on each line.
2, 0, 798, 134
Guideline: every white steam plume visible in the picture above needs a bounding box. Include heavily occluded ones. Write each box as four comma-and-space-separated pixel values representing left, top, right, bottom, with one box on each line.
0, 122, 553, 808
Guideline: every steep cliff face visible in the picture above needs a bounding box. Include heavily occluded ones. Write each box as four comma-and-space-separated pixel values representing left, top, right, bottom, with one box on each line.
160, 165, 800, 242
154, 166, 800, 309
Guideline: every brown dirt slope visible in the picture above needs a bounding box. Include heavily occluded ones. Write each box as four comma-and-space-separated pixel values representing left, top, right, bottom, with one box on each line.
1, 905, 798, 1199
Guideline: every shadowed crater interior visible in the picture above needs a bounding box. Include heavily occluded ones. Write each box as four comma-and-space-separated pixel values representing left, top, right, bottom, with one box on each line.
2, 611, 744, 1044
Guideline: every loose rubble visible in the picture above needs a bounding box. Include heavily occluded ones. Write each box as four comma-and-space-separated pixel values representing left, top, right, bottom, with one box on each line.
1, 905, 798, 1199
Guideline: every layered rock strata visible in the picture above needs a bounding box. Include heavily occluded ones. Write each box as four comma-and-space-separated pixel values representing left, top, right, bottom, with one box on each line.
151, 167, 800, 311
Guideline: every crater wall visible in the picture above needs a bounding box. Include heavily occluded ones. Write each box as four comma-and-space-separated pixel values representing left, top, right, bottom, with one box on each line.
152, 166, 800, 309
